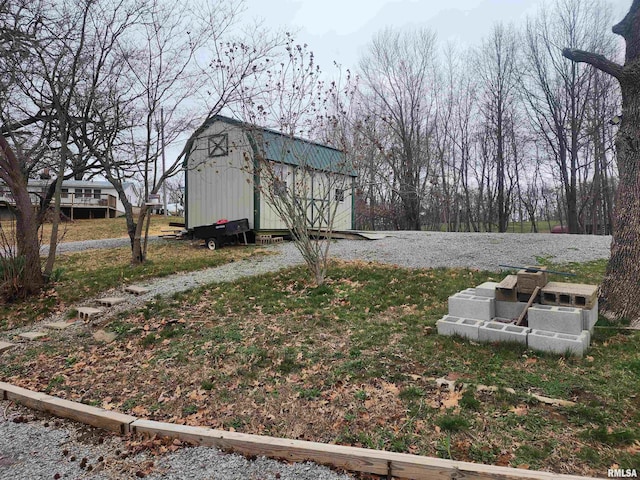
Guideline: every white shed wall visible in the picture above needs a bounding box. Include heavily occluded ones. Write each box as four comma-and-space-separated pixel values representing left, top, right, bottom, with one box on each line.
186, 123, 254, 229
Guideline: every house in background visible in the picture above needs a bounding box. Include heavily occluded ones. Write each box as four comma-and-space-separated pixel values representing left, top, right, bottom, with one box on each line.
0, 179, 140, 220
184, 115, 356, 234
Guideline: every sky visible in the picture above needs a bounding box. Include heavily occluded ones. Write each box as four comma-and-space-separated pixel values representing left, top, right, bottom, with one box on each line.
243, 0, 630, 72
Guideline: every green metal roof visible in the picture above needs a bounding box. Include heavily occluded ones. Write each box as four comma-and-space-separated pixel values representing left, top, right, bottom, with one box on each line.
186, 115, 356, 177
257, 129, 356, 176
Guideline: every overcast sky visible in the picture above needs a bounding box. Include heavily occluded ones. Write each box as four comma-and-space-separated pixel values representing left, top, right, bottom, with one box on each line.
243, 0, 630, 71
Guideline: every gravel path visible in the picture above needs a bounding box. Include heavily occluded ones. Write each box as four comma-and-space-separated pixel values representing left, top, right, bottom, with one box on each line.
1, 231, 612, 479
26, 231, 612, 331
0, 402, 352, 480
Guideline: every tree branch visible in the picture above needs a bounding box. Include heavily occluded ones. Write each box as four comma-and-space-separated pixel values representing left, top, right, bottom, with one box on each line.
562, 48, 624, 81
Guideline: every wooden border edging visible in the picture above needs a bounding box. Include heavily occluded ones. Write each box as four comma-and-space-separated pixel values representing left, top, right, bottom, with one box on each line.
0, 382, 594, 480
0, 382, 136, 434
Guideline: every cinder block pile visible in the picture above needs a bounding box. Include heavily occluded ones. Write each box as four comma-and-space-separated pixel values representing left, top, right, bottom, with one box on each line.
436, 267, 598, 357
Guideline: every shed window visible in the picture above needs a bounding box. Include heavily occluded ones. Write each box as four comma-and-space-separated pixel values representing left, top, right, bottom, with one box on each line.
93, 189, 101, 199
271, 163, 288, 196
61, 188, 68, 199
335, 188, 345, 202
208, 134, 228, 157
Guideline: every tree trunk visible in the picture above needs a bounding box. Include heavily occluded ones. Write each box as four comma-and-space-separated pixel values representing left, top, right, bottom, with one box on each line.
0, 136, 44, 297
563, 0, 640, 319
600, 79, 640, 318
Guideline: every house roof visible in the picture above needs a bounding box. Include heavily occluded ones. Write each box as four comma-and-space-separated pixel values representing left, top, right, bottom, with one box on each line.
26, 179, 135, 190
27, 179, 116, 189
187, 115, 357, 177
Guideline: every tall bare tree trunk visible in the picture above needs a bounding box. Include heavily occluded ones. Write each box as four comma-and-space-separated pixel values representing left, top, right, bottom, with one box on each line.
563, 0, 640, 320
0, 136, 43, 296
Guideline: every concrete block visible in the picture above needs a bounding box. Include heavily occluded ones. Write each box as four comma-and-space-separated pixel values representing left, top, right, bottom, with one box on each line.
77, 307, 103, 320
474, 282, 499, 298
528, 329, 590, 357
460, 288, 476, 296
436, 315, 484, 341
495, 301, 527, 320
97, 297, 127, 306
448, 294, 495, 321
582, 300, 598, 332
528, 305, 584, 335
18, 332, 47, 340
0, 341, 15, 354
541, 282, 598, 309
517, 268, 548, 294
125, 285, 149, 295
478, 321, 529, 345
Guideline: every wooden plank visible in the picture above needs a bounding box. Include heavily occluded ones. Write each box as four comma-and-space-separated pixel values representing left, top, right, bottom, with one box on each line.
0, 382, 49, 409
496, 275, 518, 302
0, 382, 136, 434
40, 397, 137, 434
498, 275, 518, 290
0, 381, 595, 480
516, 286, 541, 326
131, 420, 595, 480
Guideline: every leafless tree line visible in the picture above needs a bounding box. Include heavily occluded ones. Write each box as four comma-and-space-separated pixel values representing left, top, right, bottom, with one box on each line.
0, 0, 284, 297
350, 0, 621, 234
0, 0, 626, 300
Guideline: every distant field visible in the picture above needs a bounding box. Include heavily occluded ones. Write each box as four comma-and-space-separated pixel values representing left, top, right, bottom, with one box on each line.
37, 215, 184, 243
437, 220, 562, 234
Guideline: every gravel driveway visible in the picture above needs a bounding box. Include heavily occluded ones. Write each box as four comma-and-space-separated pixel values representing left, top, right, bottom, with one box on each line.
1, 231, 612, 479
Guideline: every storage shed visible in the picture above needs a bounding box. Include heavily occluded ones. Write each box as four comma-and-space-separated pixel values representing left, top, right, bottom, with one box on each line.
184, 115, 356, 233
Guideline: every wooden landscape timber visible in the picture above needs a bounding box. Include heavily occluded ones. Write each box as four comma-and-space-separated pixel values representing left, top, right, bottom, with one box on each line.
0, 381, 595, 480
0, 382, 136, 434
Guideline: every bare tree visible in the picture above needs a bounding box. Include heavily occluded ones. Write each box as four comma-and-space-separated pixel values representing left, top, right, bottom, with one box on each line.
240, 39, 357, 285
475, 23, 521, 232
77, 0, 283, 264
358, 28, 438, 231
0, 0, 138, 297
522, 0, 616, 234
563, 0, 640, 320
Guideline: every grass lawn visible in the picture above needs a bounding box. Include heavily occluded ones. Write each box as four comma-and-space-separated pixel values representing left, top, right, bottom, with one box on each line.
0, 215, 184, 244
44, 215, 184, 242
437, 220, 563, 234
1, 258, 637, 477
0, 241, 268, 331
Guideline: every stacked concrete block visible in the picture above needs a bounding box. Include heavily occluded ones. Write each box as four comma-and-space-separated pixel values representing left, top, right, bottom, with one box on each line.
478, 321, 529, 345
528, 305, 584, 335
448, 293, 495, 322
582, 300, 599, 333
495, 301, 527, 320
436, 277, 599, 357
528, 329, 590, 357
436, 316, 484, 341
474, 282, 499, 298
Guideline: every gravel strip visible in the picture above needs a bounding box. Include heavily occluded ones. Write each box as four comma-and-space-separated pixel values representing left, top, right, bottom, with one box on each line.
12, 232, 614, 334
40, 236, 162, 255
0, 401, 353, 480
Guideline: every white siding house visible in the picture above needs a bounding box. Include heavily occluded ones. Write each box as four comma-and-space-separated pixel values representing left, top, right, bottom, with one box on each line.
184, 116, 356, 233
0, 179, 140, 220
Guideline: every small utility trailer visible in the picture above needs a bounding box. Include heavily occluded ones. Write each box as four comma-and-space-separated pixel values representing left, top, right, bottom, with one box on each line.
191, 218, 250, 250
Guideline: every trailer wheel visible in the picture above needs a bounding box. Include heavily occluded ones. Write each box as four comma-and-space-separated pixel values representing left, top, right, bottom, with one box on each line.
206, 238, 218, 251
